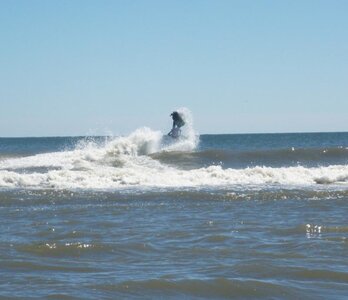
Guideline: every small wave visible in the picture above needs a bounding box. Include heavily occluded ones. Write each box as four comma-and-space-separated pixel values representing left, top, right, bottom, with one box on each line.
271, 223, 348, 242
290, 267, 348, 282
1, 163, 347, 190
152, 147, 348, 169
17, 241, 112, 257
0, 154, 24, 161
2, 259, 97, 273
314, 174, 348, 184
91, 278, 298, 298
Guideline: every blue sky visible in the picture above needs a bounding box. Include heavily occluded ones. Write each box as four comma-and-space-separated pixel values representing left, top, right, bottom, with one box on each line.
0, 0, 347, 136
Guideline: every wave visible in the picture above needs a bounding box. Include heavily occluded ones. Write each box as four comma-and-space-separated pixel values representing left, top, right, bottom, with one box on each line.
151, 147, 348, 169
90, 278, 301, 299
0, 121, 347, 190
0, 158, 347, 190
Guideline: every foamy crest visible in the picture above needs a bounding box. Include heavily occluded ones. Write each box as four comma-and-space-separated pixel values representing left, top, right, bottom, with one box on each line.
1, 149, 348, 190
0, 120, 196, 189
1, 115, 347, 190
105, 127, 162, 156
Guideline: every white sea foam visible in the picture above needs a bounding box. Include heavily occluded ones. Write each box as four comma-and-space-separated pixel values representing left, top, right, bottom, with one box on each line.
0, 110, 347, 190
0, 134, 347, 190
1, 156, 347, 189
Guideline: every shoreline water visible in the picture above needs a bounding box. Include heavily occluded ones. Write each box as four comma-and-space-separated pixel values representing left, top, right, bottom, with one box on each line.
0, 131, 347, 299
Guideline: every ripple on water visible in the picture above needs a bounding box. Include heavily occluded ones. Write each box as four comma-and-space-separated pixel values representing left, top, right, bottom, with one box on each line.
89, 278, 305, 299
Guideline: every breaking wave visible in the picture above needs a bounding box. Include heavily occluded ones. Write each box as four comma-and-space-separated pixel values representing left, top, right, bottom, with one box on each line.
0, 109, 347, 190
151, 147, 348, 169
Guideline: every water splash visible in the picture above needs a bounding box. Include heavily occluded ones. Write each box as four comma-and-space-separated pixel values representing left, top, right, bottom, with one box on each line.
162, 107, 199, 152
1, 109, 348, 189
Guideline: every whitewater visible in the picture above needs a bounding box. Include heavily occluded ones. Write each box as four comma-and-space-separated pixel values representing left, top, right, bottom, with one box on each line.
0, 111, 347, 190
1, 113, 348, 300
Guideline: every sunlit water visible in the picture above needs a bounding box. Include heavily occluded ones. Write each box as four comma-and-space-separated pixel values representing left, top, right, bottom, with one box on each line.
0, 129, 347, 299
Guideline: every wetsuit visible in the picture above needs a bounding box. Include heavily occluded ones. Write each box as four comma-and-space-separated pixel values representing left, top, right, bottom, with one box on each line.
171, 112, 185, 129
168, 111, 185, 138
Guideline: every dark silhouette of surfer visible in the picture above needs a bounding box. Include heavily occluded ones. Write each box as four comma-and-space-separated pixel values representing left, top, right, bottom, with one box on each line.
168, 111, 185, 138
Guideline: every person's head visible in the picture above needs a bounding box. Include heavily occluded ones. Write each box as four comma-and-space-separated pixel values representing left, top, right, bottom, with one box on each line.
171, 111, 179, 119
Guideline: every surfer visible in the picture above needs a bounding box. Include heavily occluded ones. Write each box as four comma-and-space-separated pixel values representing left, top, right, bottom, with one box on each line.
168, 111, 185, 138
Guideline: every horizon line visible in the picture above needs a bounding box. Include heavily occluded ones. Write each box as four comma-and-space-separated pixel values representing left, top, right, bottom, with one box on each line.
1, 130, 347, 139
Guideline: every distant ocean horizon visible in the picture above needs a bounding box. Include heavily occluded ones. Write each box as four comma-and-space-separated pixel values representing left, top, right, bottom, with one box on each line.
2, 129, 348, 138
1, 124, 347, 298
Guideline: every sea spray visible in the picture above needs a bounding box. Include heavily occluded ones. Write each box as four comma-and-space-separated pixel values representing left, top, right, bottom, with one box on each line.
0, 120, 347, 189
162, 107, 199, 152
105, 127, 162, 156
0, 117, 198, 188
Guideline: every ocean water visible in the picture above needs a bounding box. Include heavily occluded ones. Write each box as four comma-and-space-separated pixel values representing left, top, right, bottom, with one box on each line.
0, 123, 348, 298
